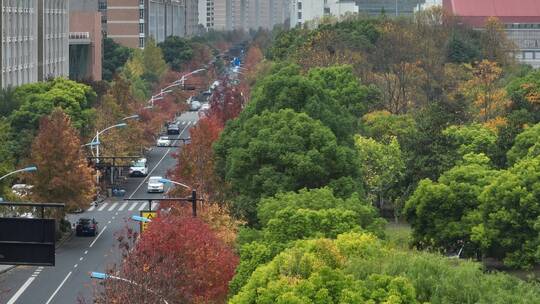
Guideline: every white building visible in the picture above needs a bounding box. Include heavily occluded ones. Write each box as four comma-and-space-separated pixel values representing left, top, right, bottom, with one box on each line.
41, 0, 70, 80
290, 0, 358, 27
1, 0, 69, 89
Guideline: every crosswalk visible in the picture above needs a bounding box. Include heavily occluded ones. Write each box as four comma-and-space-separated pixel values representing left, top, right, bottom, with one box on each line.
87, 201, 159, 213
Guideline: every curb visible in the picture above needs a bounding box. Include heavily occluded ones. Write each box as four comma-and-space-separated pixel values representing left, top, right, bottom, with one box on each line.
0, 227, 74, 276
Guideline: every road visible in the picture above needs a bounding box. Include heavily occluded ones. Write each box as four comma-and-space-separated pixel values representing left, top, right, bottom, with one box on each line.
0, 111, 199, 304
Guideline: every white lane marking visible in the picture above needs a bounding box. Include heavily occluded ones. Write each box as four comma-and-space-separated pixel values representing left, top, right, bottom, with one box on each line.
87, 205, 96, 212
128, 121, 191, 199
97, 203, 108, 211
128, 202, 138, 211
115, 212, 119, 216
108, 202, 118, 211
44, 271, 72, 304
89, 225, 107, 248
79, 257, 83, 261
74, 264, 78, 268
112, 216, 116, 220
138, 202, 147, 211
151, 203, 159, 211
7, 276, 36, 304
84, 250, 88, 255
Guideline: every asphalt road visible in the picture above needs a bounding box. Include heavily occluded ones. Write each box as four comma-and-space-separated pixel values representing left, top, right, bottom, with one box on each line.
0, 111, 199, 304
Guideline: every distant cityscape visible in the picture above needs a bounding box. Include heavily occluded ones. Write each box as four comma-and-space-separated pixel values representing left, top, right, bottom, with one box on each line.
1, 0, 539, 89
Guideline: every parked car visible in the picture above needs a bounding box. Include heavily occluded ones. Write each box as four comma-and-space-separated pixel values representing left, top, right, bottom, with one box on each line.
201, 103, 210, 111
129, 158, 148, 177
76, 218, 98, 236
156, 136, 170, 147
147, 176, 164, 193
167, 124, 180, 135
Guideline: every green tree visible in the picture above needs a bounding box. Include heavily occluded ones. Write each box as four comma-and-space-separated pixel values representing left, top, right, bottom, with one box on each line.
142, 37, 168, 81
472, 155, 540, 268
307, 65, 380, 118
405, 154, 499, 255
102, 37, 133, 81
243, 64, 356, 144
214, 109, 362, 225
257, 188, 383, 234
9, 78, 96, 134
507, 122, 540, 165
442, 124, 498, 166
157, 36, 194, 71
355, 135, 405, 214
30, 109, 95, 213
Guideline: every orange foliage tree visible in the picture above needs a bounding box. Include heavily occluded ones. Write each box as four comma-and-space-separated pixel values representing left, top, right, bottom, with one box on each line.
30, 109, 95, 212
97, 213, 238, 304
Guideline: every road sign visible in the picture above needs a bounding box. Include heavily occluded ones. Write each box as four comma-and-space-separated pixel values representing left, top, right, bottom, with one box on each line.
139, 211, 157, 233
0, 218, 55, 266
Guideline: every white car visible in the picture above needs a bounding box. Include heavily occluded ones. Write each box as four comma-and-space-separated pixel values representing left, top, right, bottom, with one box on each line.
156, 136, 170, 147
129, 158, 148, 177
147, 176, 164, 193
201, 103, 210, 111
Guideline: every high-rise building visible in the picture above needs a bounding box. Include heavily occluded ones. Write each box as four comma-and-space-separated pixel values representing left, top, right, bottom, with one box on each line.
199, 0, 290, 31
290, 0, 357, 27
1, 0, 69, 88
40, 0, 70, 81
106, 0, 198, 49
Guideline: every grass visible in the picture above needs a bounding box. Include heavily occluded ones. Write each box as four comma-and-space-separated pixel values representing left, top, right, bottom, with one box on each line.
384, 220, 412, 250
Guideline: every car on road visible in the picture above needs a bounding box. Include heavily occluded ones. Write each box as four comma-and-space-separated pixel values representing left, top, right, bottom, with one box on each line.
167, 124, 180, 135
147, 176, 164, 193
129, 158, 148, 177
156, 136, 170, 147
190, 100, 201, 111
75, 218, 98, 236
201, 103, 210, 111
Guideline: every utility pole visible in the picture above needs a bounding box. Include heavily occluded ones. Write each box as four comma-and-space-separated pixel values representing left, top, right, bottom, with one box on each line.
191, 189, 197, 217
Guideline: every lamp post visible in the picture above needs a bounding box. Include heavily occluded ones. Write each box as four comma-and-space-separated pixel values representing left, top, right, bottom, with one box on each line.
90, 272, 169, 304
91, 123, 127, 165
0, 166, 37, 182
159, 178, 197, 217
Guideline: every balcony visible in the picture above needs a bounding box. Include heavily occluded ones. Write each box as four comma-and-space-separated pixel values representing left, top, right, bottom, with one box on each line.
69, 32, 91, 45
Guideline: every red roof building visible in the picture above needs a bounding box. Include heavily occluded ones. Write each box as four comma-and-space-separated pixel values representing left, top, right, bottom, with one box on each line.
443, 0, 540, 27
443, 0, 540, 67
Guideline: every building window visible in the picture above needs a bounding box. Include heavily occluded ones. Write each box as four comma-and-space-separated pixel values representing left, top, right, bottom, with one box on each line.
139, 9, 144, 19
139, 23, 144, 33
298, 12, 302, 20
298, 2, 302, 10
99, 1, 107, 10
139, 0, 144, 4
139, 37, 145, 48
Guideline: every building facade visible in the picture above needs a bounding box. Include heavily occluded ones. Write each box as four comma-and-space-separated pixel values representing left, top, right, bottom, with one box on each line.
69, 8, 102, 81
107, 0, 198, 48
1, 0, 69, 89
290, 0, 357, 27
356, 0, 426, 16
40, 0, 70, 81
443, 0, 540, 68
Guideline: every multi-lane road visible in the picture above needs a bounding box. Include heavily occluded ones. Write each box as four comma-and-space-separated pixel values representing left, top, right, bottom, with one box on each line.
0, 111, 198, 304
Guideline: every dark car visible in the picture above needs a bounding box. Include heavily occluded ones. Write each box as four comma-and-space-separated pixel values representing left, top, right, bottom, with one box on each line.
167, 124, 180, 135
76, 218, 98, 236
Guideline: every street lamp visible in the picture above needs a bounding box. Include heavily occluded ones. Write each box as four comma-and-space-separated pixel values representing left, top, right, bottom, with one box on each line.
0, 166, 37, 182
131, 215, 152, 223
159, 178, 198, 217
90, 272, 169, 304
91, 123, 127, 164
122, 114, 140, 121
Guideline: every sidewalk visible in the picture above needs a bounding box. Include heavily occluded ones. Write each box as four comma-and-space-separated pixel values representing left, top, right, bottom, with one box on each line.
0, 264, 15, 275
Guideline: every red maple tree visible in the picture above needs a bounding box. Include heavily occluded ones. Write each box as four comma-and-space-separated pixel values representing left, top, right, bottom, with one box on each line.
97, 213, 238, 304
